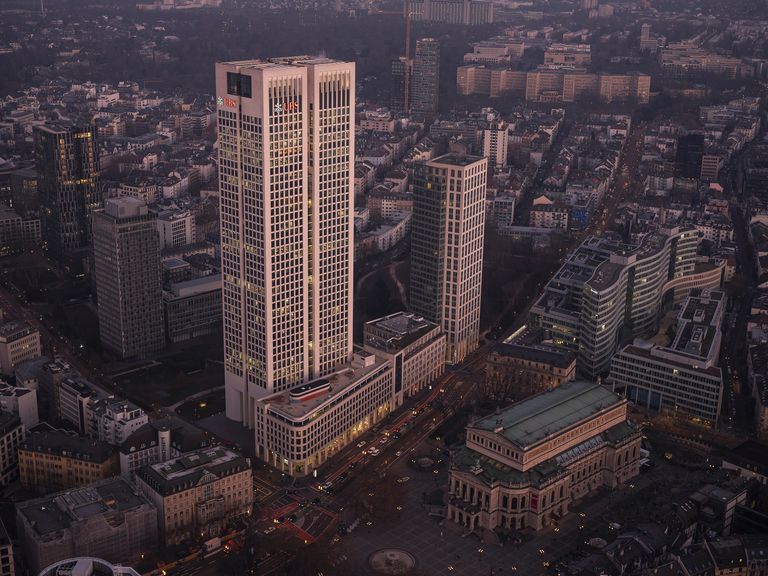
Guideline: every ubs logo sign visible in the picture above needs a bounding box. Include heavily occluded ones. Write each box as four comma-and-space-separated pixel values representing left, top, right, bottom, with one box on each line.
274, 101, 300, 114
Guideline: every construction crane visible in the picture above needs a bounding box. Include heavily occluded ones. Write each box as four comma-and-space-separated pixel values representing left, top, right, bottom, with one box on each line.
369, 1, 412, 113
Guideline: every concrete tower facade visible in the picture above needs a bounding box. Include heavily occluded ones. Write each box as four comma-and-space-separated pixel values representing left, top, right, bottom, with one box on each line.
411, 154, 487, 365
93, 197, 165, 360
216, 58, 355, 428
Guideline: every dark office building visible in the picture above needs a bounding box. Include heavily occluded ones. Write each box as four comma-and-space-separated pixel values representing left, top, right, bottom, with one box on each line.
742, 143, 768, 203
675, 133, 705, 180
93, 197, 165, 360
34, 123, 101, 268
411, 38, 441, 117
391, 57, 411, 113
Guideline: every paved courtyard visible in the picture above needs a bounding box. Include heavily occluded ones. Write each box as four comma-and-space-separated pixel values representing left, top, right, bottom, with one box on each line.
328, 437, 672, 576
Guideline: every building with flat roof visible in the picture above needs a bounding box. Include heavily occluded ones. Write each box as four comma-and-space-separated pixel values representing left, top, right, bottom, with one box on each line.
34, 123, 100, 267
0, 381, 38, 430
88, 398, 148, 446
163, 275, 222, 343
39, 558, 140, 576
58, 378, 97, 435
722, 440, 768, 485
485, 325, 576, 402
411, 154, 488, 364
405, 0, 494, 24
448, 381, 641, 532
118, 417, 208, 480
19, 429, 119, 494
531, 228, 698, 378
363, 312, 446, 406
135, 446, 251, 545
93, 197, 165, 360
0, 412, 24, 487
155, 207, 195, 250
544, 44, 591, 67
16, 478, 158, 575
411, 38, 441, 117
609, 289, 725, 426
0, 206, 40, 257
0, 321, 41, 376
253, 350, 394, 476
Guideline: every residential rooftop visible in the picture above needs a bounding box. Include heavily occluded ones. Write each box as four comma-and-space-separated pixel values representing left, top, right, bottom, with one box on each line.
670, 289, 725, 361
364, 311, 440, 353
17, 478, 151, 537
493, 325, 576, 369
0, 321, 37, 341
20, 429, 115, 462
119, 417, 207, 455
136, 446, 249, 496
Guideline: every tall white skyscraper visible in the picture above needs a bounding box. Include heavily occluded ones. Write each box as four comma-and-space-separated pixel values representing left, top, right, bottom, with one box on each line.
216, 58, 355, 428
410, 154, 488, 365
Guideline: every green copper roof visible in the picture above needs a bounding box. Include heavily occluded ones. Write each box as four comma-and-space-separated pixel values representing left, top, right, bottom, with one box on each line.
471, 381, 623, 449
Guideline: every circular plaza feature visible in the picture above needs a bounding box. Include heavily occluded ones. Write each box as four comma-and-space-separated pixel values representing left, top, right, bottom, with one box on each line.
368, 548, 417, 575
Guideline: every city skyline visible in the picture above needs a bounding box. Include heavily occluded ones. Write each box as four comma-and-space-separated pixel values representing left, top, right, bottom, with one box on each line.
0, 0, 767, 573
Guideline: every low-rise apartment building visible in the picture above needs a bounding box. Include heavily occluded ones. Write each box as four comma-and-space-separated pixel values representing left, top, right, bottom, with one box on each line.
0, 381, 38, 430
16, 478, 158, 575
0, 321, 41, 376
19, 429, 119, 494
88, 398, 148, 445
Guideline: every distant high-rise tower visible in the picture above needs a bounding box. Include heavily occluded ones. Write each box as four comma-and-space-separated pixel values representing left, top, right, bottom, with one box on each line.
410, 154, 487, 365
216, 57, 355, 427
640, 23, 651, 40
411, 38, 441, 117
676, 133, 705, 180
34, 123, 100, 268
93, 197, 165, 360
391, 57, 411, 113
580, 0, 598, 8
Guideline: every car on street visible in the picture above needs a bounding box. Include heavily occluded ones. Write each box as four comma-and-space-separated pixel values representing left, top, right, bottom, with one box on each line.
397, 476, 410, 484
263, 526, 277, 535
367, 447, 380, 456
356, 441, 366, 448
395, 450, 403, 457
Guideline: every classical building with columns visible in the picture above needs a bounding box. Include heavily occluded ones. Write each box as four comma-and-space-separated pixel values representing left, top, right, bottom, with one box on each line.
447, 380, 641, 532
